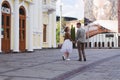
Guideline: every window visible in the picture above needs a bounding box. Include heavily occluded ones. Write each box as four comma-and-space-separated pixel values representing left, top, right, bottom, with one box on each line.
108, 42, 110, 47
2, 15, 4, 26
22, 20, 25, 28
2, 3, 9, 8
19, 8, 25, 15
98, 42, 101, 47
89, 42, 91, 47
102, 42, 104, 47
112, 42, 114, 47
6, 16, 10, 26
94, 42, 97, 47
19, 19, 21, 27
43, 24, 47, 42
22, 30, 25, 40
6, 28, 10, 39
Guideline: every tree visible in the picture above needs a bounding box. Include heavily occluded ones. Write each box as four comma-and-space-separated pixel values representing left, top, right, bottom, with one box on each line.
71, 25, 76, 48
56, 17, 67, 43
56, 22, 60, 43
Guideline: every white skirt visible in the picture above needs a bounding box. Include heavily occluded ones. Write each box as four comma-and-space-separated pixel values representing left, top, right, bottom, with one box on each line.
60, 39, 73, 53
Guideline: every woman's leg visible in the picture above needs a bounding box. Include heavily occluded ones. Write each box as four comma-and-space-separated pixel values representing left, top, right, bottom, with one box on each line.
64, 52, 69, 58
66, 52, 69, 59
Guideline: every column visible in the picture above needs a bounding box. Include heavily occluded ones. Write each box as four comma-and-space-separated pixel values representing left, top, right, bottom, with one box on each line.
53, 12, 57, 48
13, 0, 19, 52
48, 13, 52, 47
28, 3, 33, 51
0, 4, 2, 52
39, 0, 43, 49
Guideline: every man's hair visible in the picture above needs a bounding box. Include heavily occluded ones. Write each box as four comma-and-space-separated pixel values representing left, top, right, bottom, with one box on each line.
77, 22, 81, 26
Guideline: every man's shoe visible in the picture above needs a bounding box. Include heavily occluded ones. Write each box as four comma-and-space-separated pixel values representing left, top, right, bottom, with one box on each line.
78, 59, 82, 61
84, 58, 86, 61
66, 58, 70, 61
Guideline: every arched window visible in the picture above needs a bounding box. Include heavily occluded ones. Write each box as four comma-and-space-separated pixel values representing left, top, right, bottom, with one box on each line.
2, 3, 9, 8
19, 7, 26, 15
19, 6, 26, 52
1, 1, 11, 52
2, 1, 11, 14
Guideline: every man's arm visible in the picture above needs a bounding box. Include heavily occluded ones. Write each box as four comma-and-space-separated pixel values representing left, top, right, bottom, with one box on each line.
76, 29, 80, 41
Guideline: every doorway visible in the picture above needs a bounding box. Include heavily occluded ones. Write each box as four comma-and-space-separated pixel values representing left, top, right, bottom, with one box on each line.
19, 6, 26, 52
1, 1, 11, 53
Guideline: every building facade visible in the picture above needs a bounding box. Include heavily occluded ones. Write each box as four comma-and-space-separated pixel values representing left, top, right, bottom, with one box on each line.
86, 33, 118, 48
0, 0, 57, 53
84, 0, 119, 48
65, 20, 118, 48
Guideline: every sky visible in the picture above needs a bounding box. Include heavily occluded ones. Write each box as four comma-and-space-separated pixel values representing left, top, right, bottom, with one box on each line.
56, 0, 84, 20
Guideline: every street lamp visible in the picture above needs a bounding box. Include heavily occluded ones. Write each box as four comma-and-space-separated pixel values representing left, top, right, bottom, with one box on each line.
87, 25, 90, 48
59, 0, 63, 43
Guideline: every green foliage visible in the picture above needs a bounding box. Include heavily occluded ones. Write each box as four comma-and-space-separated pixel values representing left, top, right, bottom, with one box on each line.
56, 22, 60, 43
71, 25, 75, 41
56, 18, 67, 43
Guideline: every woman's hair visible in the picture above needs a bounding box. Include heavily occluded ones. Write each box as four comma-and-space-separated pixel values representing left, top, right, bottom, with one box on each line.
64, 27, 69, 32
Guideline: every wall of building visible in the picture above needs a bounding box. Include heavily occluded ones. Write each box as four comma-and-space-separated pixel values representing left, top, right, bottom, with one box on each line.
87, 33, 118, 48
0, 0, 57, 52
42, 0, 57, 48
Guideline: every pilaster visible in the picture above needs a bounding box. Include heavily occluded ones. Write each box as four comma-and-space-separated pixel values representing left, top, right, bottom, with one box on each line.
28, 3, 34, 51
13, 0, 19, 52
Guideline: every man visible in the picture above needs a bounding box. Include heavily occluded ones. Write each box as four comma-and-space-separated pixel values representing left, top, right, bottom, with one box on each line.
76, 22, 86, 61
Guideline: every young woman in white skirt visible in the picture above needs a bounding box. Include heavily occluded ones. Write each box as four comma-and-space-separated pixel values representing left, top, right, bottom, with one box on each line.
60, 27, 73, 61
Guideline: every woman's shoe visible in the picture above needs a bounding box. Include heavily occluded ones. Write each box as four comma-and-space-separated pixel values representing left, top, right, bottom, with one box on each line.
62, 56, 65, 61
66, 58, 70, 61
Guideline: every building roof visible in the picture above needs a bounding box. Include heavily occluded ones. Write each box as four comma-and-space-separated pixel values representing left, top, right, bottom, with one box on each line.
93, 20, 118, 33
56, 16, 78, 21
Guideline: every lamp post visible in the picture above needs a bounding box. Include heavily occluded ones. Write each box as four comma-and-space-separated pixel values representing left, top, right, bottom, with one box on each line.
87, 25, 90, 48
60, 0, 62, 43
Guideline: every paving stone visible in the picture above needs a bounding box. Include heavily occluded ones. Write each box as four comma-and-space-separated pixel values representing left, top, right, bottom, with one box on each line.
0, 49, 120, 80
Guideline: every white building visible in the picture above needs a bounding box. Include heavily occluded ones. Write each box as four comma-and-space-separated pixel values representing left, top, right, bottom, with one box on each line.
65, 20, 119, 48
87, 33, 118, 48
85, 20, 118, 48
0, 0, 57, 53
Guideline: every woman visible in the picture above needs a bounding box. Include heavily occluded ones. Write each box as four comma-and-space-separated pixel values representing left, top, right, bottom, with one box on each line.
60, 27, 73, 61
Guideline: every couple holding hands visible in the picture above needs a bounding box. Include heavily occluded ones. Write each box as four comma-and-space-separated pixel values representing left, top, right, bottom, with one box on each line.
60, 22, 86, 61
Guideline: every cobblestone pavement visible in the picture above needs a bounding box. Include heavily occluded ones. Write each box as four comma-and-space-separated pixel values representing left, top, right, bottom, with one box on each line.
0, 49, 120, 80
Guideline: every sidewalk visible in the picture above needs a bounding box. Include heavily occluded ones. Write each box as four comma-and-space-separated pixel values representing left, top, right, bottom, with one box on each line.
0, 49, 120, 80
